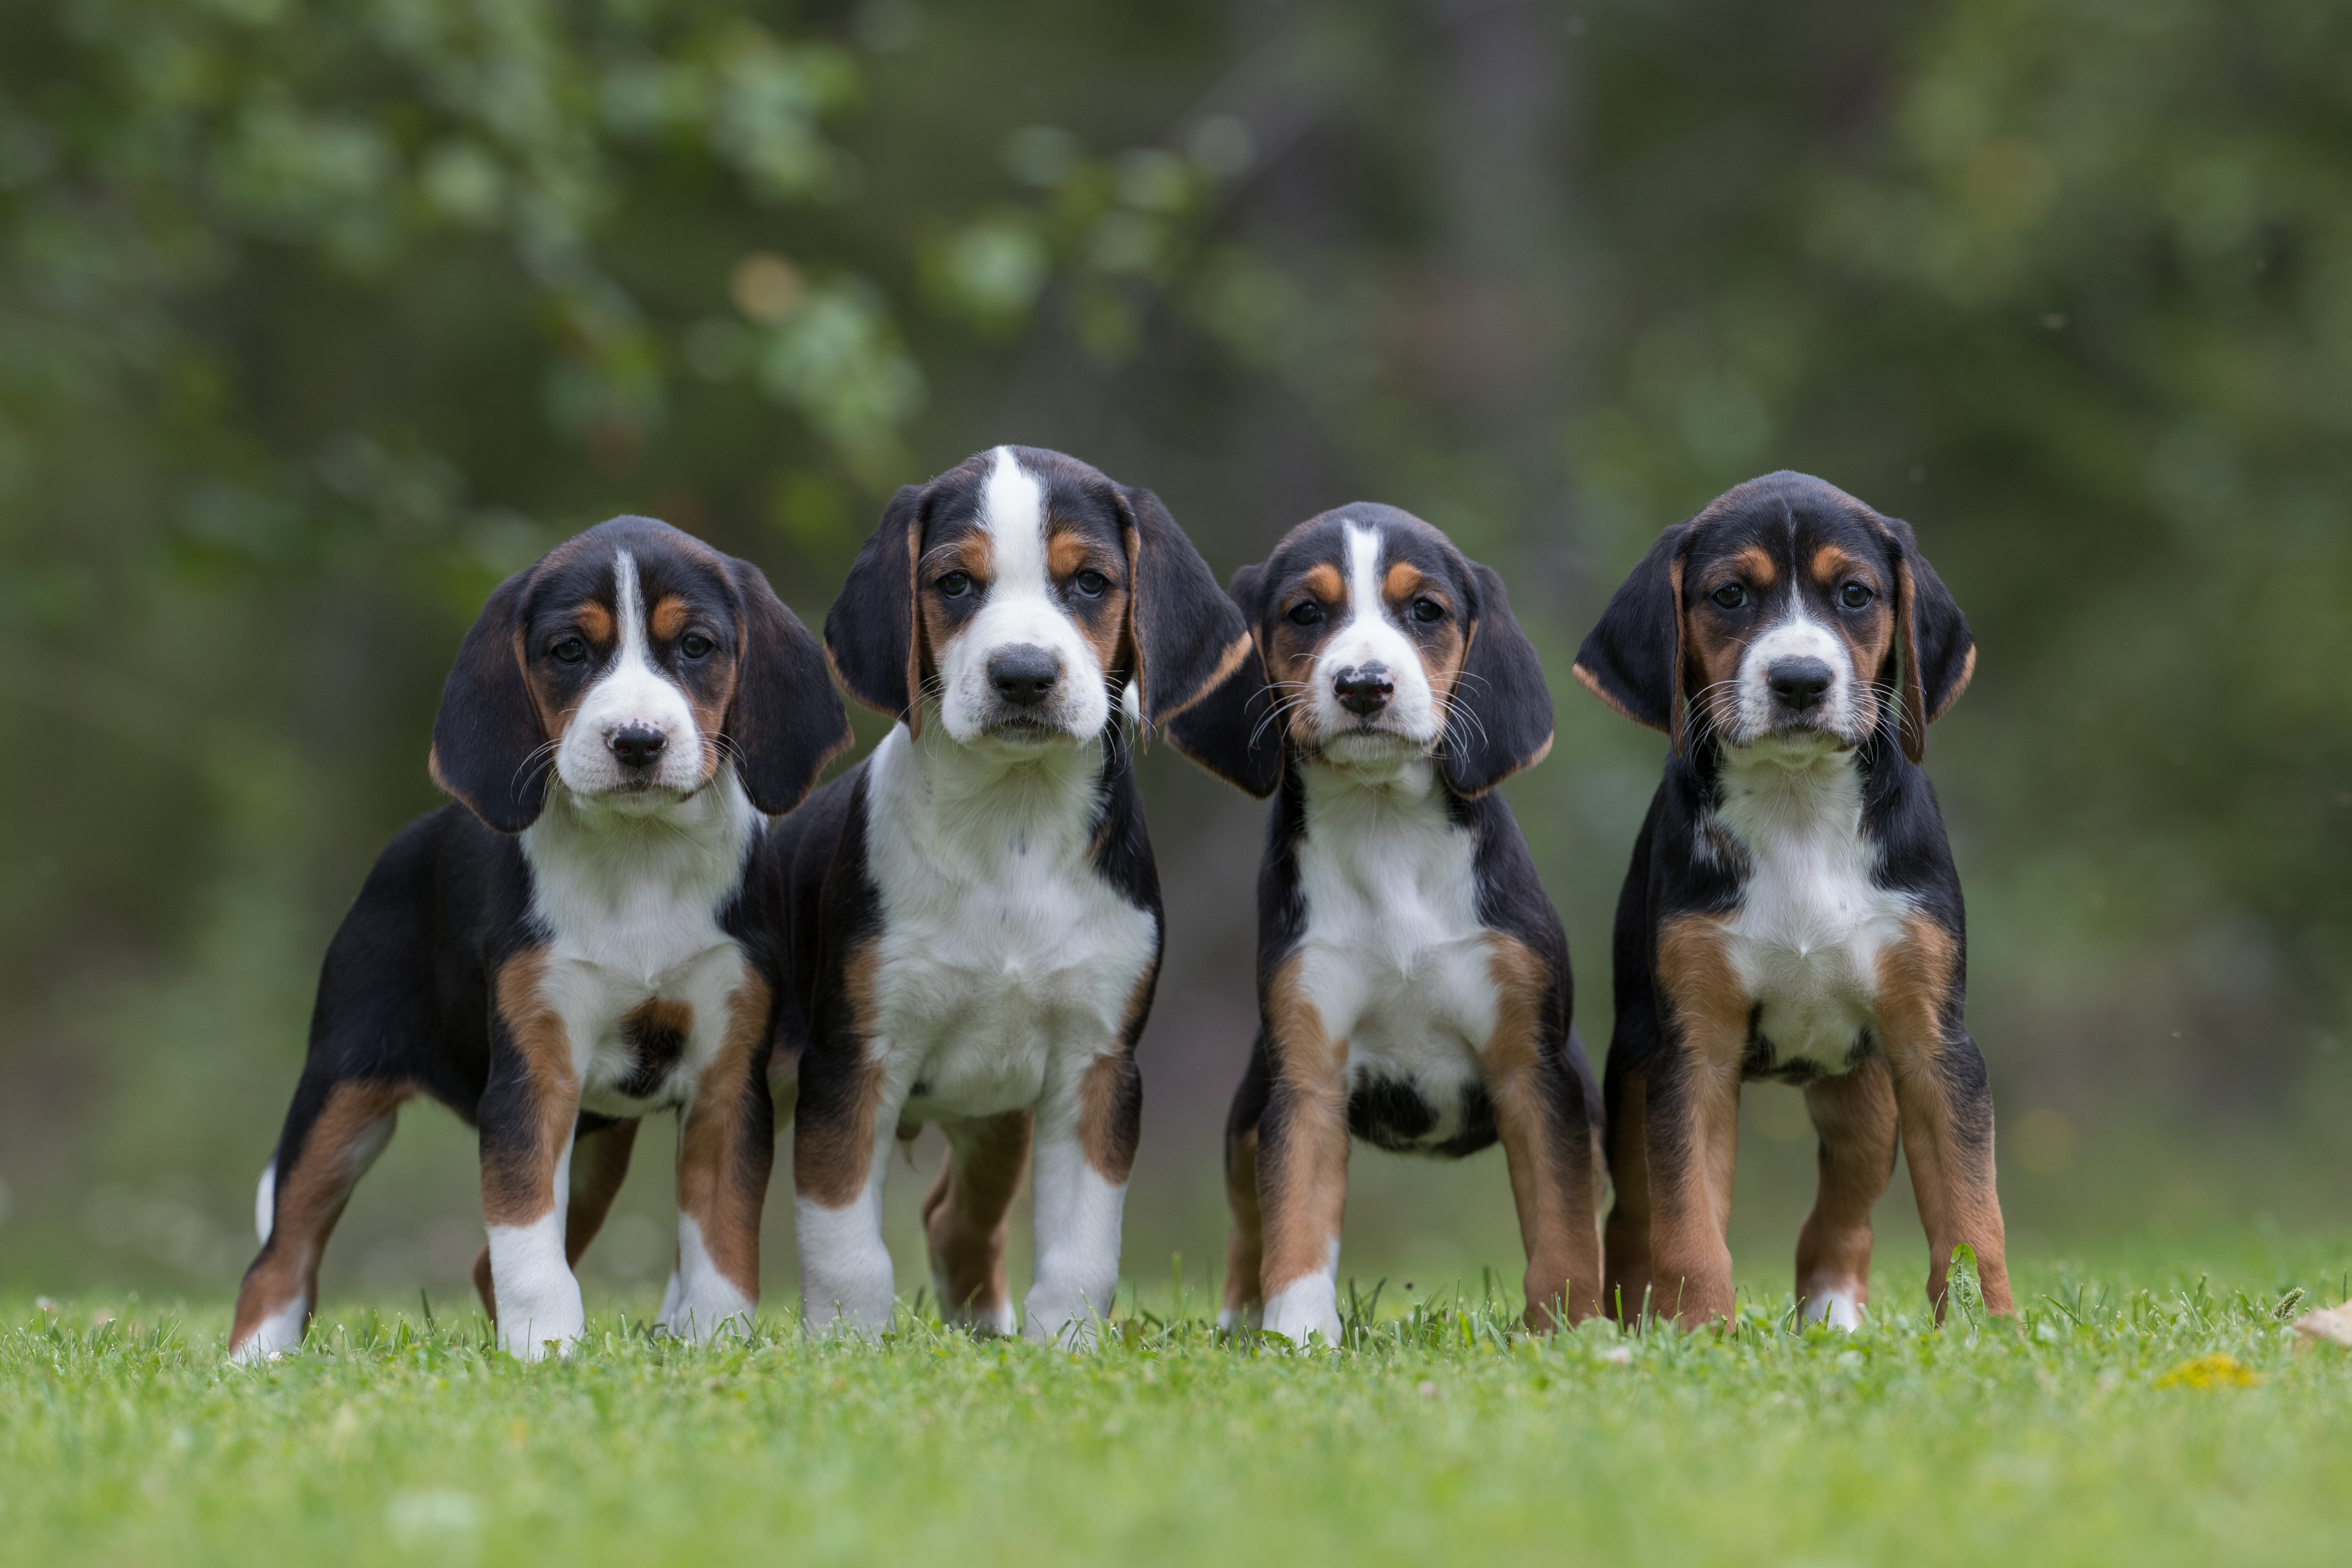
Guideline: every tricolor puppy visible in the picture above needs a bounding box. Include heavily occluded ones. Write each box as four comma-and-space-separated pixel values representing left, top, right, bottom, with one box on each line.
228, 518, 846, 1363
1177, 504, 1602, 1344
1574, 471, 2010, 1329
778, 446, 1252, 1344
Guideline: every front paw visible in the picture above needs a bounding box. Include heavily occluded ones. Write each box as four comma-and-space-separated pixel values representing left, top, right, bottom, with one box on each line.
495, 1291, 585, 1361
1021, 1289, 1109, 1350
1261, 1277, 1343, 1346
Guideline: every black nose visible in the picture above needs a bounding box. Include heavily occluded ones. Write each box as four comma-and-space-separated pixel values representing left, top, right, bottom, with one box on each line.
1333, 662, 1393, 716
608, 724, 668, 768
1766, 658, 1835, 711
988, 644, 1061, 707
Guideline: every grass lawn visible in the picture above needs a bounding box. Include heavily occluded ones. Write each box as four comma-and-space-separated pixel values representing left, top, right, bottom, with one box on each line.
4, 1241, 2349, 1567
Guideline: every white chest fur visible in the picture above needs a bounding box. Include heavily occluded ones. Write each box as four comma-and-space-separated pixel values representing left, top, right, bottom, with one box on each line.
862, 726, 1159, 1119
1290, 759, 1498, 1124
1711, 749, 1912, 1072
519, 773, 759, 1114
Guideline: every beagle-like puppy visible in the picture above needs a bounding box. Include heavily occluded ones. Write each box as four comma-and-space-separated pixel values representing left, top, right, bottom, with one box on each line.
228, 518, 846, 1362
1573, 471, 2010, 1329
777, 446, 1253, 1344
1174, 504, 1602, 1343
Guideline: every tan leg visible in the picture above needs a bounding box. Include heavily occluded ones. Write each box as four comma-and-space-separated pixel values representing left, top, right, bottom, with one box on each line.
1220, 1126, 1265, 1330
923, 1111, 1032, 1333
1794, 1059, 1896, 1328
1644, 917, 1747, 1328
1256, 961, 1350, 1343
666, 970, 775, 1341
794, 945, 897, 1335
1484, 940, 1603, 1331
1601, 1067, 1654, 1325
1878, 920, 2012, 1319
230, 1081, 409, 1360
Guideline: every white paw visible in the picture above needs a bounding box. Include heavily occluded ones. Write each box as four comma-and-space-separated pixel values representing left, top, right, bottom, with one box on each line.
227, 1295, 307, 1365
1802, 1288, 1863, 1331
658, 1286, 754, 1345
1262, 1277, 1343, 1346
494, 1286, 585, 1361
1022, 1290, 1107, 1350
936, 1292, 1017, 1337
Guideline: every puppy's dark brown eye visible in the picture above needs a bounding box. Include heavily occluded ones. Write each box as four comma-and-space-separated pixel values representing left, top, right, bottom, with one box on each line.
1072, 570, 1109, 598
1287, 601, 1325, 627
939, 571, 973, 599
551, 636, 589, 664
679, 632, 714, 659
1410, 598, 1444, 624
1711, 584, 1747, 609
1840, 582, 1874, 610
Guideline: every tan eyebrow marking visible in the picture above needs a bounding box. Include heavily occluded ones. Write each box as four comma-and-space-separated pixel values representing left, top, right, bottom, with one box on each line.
1047, 528, 1113, 579
572, 601, 614, 643
1811, 545, 1869, 587
1300, 562, 1344, 605
926, 531, 994, 582
649, 594, 690, 641
1730, 545, 1778, 586
1383, 561, 1432, 602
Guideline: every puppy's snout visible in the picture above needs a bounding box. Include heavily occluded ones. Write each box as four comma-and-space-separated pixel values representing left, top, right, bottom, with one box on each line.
988, 644, 1061, 708
607, 724, 669, 769
1333, 663, 1394, 717
1766, 658, 1835, 712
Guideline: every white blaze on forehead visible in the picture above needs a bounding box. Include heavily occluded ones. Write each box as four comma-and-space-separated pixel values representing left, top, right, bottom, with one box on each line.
982, 446, 1049, 596
1343, 523, 1384, 635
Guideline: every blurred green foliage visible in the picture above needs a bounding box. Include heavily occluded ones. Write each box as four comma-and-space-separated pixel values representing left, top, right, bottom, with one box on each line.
1, 0, 2348, 1296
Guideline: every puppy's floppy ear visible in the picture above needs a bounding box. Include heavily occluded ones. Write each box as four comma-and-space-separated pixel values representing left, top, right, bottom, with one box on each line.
1573, 522, 1693, 754
1880, 514, 1975, 763
825, 482, 926, 734
1442, 562, 1555, 797
1162, 559, 1281, 798
723, 555, 852, 814
429, 566, 548, 834
1115, 485, 1256, 730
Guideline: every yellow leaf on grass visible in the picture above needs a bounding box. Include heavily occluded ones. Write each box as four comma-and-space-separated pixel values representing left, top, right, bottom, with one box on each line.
2154, 1354, 2260, 1390
2290, 1304, 2352, 1349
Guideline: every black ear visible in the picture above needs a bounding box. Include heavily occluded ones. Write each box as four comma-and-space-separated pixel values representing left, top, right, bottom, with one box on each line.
429, 566, 548, 834
723, 556, 853, 814
1441, 563, 1555, 797
1116, 485, 1255, 728
1573, 522, 1691, 751
1881, 515, 1975, 763
1162, 559, 1281, 798
824, 483, 925, 733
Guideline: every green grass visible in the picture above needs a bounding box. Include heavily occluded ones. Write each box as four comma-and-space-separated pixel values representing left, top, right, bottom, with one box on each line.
5, 1247, 2350, 1567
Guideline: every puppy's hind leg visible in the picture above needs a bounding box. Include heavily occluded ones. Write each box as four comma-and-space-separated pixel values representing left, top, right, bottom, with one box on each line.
1794, 1058, 1896, 1330
666, 973, 775, 1344
1218, 1043, 1273, 1333
231, 1076, 410, 1362
923, 1111, 1032, 1335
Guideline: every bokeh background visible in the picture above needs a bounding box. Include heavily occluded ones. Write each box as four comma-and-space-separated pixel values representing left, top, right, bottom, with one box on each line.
3, 0, 2347, 1313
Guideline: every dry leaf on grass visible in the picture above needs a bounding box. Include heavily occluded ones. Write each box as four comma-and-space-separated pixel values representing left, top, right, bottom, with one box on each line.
2290, 1304, 2352, 1349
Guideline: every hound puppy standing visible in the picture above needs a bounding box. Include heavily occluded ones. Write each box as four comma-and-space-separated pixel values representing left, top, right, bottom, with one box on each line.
779, 446, 1253, 1344
1176, 505, 1601, 1344
228, 518, 847, 1363
1573, 471, 2010, 1329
